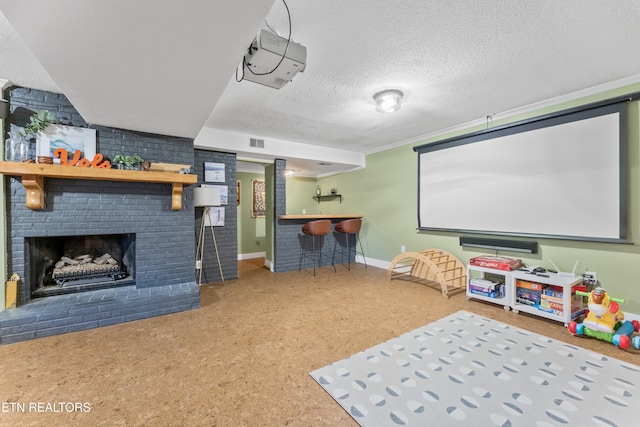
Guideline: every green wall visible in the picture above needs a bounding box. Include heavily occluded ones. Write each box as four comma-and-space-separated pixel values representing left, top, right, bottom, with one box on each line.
237, 171, 267, 256
237, 171, 323, 258
322, 83, 640, 314
286, 175, 320, 215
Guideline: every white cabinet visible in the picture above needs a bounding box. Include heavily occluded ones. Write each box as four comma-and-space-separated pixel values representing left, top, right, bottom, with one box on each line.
466, 266, 586, 326
511, 271, 585, 326
466, 265, 511, 310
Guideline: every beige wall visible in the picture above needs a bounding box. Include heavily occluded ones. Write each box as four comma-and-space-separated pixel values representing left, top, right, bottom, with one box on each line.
322, 83, 640, 315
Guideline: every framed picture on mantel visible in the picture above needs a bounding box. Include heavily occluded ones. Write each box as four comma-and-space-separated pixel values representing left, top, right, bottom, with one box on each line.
37, 124, 96, 161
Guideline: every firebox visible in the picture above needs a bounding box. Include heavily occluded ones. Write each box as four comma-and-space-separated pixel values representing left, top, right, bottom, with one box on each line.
27, 234, 136, 298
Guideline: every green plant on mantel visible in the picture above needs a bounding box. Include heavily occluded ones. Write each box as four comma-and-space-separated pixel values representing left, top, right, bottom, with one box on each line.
113, 154, 143, 169
10, 110, 57, 140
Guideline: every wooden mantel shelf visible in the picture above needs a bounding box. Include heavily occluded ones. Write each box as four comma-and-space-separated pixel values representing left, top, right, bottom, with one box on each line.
0, 161, 197, 211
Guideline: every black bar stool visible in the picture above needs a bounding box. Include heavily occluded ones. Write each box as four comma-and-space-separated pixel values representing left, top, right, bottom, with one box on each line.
299, 220, 335, 276
332, 218, 367, 270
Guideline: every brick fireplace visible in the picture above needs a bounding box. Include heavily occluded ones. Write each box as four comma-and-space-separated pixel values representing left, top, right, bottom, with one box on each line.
0, 168, 202, 344
27, 233, 136, 298
0, 87, 205, 344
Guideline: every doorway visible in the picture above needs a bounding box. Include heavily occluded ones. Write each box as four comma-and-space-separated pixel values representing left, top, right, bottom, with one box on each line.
236, 159, 273, 270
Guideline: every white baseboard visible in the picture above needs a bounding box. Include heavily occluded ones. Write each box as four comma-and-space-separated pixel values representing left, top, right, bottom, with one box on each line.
357, 255, 390, 270
238, 252, 266, 261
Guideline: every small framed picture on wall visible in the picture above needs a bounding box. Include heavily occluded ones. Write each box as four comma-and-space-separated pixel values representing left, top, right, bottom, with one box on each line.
252, 179, 266, 217
204, 162, 225, 183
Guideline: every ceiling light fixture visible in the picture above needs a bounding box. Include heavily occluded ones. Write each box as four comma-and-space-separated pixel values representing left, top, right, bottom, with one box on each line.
373, 89, 403, 113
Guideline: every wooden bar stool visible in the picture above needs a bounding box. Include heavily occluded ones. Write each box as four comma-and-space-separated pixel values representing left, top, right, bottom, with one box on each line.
332, 218, 367, 270
299, 219, 335, 276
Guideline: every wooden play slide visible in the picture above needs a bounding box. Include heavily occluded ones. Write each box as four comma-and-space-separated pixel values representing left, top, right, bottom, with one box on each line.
388, 248, 466, 298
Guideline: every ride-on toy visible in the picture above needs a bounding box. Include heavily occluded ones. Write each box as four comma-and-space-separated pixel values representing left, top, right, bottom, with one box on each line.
568, 287, 640, 350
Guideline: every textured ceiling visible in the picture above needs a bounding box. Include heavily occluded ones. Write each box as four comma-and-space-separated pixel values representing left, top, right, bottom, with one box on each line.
211, 0, 640, 152
2, 1, 640, 176
0, 0, 273, 138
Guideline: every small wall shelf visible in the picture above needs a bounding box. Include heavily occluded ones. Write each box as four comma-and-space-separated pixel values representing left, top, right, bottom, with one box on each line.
313, 194, 342, 204
0, 161, 197, 211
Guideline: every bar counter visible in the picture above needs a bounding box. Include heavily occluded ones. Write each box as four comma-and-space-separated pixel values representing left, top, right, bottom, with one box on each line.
274, 214, 364, 272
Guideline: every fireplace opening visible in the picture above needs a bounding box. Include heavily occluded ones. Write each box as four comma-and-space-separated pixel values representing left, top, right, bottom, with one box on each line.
27, 234, 136, 298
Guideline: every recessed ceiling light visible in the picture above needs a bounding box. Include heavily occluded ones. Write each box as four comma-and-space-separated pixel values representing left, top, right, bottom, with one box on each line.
317, 162, 333, 166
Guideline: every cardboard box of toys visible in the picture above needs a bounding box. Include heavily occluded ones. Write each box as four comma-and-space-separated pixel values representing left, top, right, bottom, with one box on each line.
515, 279, 545, 291
469, 278, 504, 299
516, 288, 541, 306
539, 294, 564, 316
470, 255, 522, 271
537, 284, 586, 319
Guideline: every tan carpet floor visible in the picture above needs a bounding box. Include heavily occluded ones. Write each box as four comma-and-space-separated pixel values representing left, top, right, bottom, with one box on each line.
1, 259, 638, 426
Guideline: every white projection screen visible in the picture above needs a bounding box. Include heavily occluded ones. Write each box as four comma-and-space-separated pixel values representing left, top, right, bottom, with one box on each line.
415, 102, 628, 242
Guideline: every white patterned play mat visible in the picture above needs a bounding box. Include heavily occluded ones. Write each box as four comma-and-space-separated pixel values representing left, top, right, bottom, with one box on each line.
310, 310, 640, 426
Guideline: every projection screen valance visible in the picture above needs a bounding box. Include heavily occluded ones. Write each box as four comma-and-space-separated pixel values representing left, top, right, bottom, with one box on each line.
414, 101, 628, 242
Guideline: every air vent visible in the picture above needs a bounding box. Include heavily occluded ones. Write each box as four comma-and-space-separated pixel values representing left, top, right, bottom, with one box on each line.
249, 138, 264, 148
